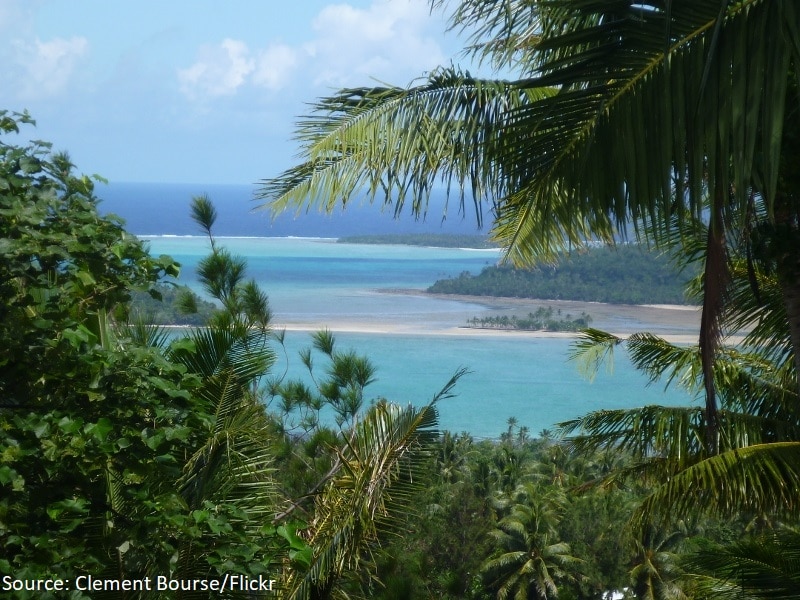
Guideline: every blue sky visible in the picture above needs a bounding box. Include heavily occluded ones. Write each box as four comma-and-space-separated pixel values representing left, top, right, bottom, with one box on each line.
0, 0, 479, 184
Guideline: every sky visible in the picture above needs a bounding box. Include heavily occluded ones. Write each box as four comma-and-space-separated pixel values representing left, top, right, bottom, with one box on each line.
0, 0, 480, 185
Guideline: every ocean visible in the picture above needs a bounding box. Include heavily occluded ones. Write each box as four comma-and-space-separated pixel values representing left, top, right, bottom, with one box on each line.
100, 181, 698, 438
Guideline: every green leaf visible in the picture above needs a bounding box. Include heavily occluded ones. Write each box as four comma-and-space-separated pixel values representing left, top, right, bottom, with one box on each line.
19, 156, 41, 174
192, 509, 209, 523
62, 325, 97, 348
58, 416, 84, 434
0, 465, 19, 486
75, 270, 96, 286
85, 417, 113, 442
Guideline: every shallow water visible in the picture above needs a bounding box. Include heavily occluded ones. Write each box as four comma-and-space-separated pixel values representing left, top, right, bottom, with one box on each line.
146, 236, 697, 438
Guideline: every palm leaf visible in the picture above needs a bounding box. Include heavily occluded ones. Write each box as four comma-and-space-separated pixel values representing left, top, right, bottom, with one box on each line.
170, 325, 275, 389
435, 0, 542, 72
571, 328, 797, 415
260, 0, 800, 276
258, 68, 554, 231
114, 310, 173, 350
684, 530, 800, 600
563, 327, 800, 493
631, 442, 800, 529
726, 259, 794, 366
493, 0, 800, 263
283, 368, 467, 600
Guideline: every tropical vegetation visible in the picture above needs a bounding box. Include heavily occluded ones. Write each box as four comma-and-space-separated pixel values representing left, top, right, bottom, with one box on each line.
430, 245, 692, 305
259, 0, 800, 597
0, 113, 462, 599
6, 0, 800, 597
1, 112, 650, 599
128, 283, 218, 325
466, 307, 592, 332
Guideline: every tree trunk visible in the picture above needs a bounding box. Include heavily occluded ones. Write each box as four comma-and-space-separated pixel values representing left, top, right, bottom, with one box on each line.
773, 197, 800, 389
781, 273, 800, 387
699, 176, 728, 457
774, 82, 800, 392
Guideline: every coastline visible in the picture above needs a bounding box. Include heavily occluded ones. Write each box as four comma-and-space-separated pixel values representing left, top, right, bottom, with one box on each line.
271, 289, 706, 344
161, 290, 750, 347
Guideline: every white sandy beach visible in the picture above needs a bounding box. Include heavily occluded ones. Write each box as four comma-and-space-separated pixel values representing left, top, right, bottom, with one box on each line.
272, 290, 707, 344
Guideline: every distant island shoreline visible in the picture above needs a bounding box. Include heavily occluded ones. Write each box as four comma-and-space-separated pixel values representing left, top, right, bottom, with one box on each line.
137, 284, 702, 341
374, 287, 701, 337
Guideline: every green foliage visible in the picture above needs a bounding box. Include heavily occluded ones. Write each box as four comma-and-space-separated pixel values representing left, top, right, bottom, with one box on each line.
1, 110, 652, 600
467, 307, 592, 332
127, 283, 218, 325
188, 194, 273, 332
259, 0, 800, 594
0, 111, 207, 590
684, 529, 800, 599
0, 115, 291, 597
429, 245, 694, 305
283, 389, 458, 599
482, 483, 581, 600
362, 429, 655, 599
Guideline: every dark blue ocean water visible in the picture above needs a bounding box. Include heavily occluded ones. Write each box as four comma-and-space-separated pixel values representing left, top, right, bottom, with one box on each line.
100, 182, 697, 438
99, 181, 486, 237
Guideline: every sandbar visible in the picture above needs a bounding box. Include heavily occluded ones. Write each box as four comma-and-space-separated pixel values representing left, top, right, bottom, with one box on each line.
272, 289, 710, 344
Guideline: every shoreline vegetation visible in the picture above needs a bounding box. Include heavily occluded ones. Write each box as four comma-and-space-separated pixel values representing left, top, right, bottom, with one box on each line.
337, 234, 695, 305
129, 238, 697, 337
465, 306, 592, 332
128, 283, 217, 325
337, 232, 496, 248
428, 243, 696, 305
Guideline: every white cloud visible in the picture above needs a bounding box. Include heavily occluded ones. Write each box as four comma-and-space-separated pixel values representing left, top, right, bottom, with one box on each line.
252, 43, 298, 90
178, 0, 448, 104
0, 0, 34, 35
14, 36, 89, 100
178, 38, 255, 99
306, 0, 446, 87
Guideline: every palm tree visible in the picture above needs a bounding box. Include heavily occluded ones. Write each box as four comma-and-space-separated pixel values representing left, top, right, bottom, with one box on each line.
559, 203, 800, 522
682, 528, 800, 599
482, 483, 581, 599
629, 523, 691, 600
258, 2, 800, 591
282, 369, 468, 600
258, 1, 800, 448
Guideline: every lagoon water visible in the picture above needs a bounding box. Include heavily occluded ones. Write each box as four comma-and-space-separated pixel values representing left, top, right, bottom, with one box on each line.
103, 182, 698, 438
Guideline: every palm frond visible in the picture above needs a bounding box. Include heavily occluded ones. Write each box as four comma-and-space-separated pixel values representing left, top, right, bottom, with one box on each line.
632, 442, 800, 529
684, 529, 800, 600
283, 368, 467, 600
258, 68, 554, 231
560, 405, 706, 465
179, 397, 276, 510
562, 406, 800, 494
170, 325, 275, 390
567, 328, 800, 435
261, 1, 800, 272
492, 0, 800, 264
435, 0, 541, 72
114, 310, 172, 350
173, 400, 281, 588
726, 259, 794, 366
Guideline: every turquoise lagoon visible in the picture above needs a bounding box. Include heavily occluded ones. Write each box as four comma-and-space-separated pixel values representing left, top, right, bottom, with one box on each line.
145, 235, 698, 439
